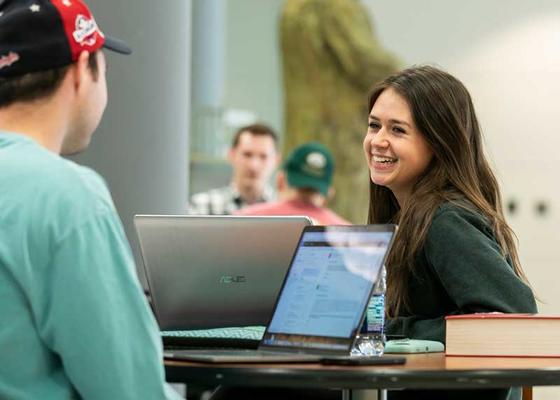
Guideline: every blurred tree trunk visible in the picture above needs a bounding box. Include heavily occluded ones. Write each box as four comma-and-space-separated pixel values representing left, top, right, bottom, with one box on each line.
280, 0, 400, 223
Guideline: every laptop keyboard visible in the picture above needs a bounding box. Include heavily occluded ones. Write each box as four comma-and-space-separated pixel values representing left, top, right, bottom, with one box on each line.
161, 326, 265, 340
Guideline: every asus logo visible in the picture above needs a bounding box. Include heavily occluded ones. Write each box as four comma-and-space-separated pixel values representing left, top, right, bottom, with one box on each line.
219, 275, 247, 284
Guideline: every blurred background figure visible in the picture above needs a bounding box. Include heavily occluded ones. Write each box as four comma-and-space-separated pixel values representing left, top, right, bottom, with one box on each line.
238, 142, 349, 225
281, 0, 400, 223
187, 123, 280, 215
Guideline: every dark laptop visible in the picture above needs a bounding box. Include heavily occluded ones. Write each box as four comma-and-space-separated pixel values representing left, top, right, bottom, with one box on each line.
164, 224, 403, 364
134, 215, 312, 331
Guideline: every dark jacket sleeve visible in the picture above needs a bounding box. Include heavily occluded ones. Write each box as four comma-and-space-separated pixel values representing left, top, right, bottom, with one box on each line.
386, 207, 537, 343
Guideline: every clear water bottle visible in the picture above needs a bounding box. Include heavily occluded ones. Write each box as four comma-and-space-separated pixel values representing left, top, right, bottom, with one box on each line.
352, 265, 386, 356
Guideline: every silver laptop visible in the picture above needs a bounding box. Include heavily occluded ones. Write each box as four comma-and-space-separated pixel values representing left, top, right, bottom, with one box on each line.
134, 215, 312, 330
164, 224, 402, 364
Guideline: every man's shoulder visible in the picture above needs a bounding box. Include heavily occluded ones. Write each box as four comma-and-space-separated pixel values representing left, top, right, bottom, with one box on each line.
1, 141, 114, 222
1, 135, 107, 195
0, 139, 120, 260
38, 155, 110, 208
236, 201, 283, 215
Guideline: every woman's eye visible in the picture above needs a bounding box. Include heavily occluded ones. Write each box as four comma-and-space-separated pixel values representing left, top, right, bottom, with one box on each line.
393, 126, 406, 134
368, 122, 380, 130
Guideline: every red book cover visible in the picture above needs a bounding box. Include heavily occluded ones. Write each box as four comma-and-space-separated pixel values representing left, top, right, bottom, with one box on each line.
446, 313, 556, 320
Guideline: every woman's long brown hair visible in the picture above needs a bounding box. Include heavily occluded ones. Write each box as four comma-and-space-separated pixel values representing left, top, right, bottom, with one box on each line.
366, 66, 532, 317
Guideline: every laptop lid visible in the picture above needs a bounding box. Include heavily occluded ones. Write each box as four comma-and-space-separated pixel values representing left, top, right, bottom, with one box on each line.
258, 224, 397, 355
134, 215, 312, 330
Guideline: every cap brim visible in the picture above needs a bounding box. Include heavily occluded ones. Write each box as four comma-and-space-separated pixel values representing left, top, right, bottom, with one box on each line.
103, 36, 132, 55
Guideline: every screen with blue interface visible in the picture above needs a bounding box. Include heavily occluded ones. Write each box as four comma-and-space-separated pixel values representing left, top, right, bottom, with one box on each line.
264, 228, 393, 347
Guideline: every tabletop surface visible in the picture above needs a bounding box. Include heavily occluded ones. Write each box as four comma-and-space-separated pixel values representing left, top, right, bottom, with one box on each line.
165, 353, 560, 390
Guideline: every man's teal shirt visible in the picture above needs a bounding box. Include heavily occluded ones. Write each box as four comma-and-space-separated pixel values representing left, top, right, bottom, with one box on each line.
0, 131, 179, 399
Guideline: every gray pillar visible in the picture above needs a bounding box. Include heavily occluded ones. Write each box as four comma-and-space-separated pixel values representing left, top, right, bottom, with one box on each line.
69, 0, 192, 287
192, 0, 225, 109
190, 0, 226, 158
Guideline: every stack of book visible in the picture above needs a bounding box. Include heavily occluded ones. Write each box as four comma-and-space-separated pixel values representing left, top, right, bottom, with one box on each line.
445, 313, 560, 357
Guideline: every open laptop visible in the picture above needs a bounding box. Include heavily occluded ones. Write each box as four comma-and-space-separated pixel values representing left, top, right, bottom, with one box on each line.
164, 224, 402, 364
134, 215, 312, 331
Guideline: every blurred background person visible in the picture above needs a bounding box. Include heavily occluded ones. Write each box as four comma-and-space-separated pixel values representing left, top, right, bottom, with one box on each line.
237, 142, 349, 225
187, 123, 280, 215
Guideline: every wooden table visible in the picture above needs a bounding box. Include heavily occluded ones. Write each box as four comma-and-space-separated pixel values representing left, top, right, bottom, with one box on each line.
165, 353, 560, 399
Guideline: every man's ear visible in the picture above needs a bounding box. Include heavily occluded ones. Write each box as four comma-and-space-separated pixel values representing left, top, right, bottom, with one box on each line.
276, 171, 287, 192
70, 51, 93, 93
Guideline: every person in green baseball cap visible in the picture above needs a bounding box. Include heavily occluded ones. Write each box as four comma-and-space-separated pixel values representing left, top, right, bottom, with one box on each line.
237, 142, 349, 225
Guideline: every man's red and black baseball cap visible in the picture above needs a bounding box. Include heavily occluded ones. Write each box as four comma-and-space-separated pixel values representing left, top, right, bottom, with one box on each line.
0, 0, 131, 78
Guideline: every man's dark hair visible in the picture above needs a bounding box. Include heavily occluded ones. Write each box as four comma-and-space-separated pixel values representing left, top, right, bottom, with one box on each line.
0, 51, 99, 109
231, 123, 279, 150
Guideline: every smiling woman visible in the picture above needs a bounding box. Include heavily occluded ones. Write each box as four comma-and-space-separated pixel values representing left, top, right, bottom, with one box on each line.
364, 66, 537, 400
364, 87, 433, 206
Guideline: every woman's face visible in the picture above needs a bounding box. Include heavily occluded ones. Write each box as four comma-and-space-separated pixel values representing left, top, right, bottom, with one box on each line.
363, 87, 434, 206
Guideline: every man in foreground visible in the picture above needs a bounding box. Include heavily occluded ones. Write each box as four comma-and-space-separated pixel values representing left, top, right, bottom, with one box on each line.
0, 0, 180, 398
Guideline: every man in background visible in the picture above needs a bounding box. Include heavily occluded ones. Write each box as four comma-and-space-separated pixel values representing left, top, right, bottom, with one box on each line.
237, 142, 349, 225
187, 123, 280, 215
0, 0, 179, 398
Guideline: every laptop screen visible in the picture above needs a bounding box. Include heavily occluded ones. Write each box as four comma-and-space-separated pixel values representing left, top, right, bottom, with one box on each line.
261, 225, 396, 353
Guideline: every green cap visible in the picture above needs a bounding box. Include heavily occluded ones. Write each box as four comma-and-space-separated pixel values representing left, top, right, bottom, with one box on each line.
283, 142, 334, 196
